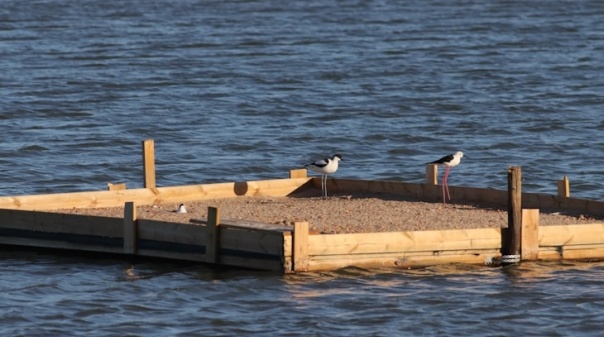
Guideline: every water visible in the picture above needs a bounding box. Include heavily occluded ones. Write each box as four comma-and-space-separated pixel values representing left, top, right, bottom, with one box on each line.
1, 0, 604, 335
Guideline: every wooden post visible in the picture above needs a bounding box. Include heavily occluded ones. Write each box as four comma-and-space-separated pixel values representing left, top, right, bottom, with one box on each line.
123, 202, 137, 254
502, 166, 522, 264
206, 207, 220, 264
425, 164, 438, 185
521, 209, 539, 260
289, 169, 308, 179
557, 175, 570, 198
293, 221, 309, 272
142, 139, 156, 189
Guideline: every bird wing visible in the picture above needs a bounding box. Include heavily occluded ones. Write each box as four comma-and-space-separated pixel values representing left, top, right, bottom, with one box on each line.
306, 158, 329, 168
428, 154, 454, 165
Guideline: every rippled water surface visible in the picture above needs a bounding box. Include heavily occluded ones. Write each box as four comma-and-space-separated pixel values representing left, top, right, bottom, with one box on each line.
2, 0, 604, 335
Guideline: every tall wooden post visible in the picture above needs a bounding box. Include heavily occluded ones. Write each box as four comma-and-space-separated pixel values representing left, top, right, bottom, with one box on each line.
142, 139, 156, 189
206, 207, 220, 264
123, 202, 137, 254
502, 166, 522, 265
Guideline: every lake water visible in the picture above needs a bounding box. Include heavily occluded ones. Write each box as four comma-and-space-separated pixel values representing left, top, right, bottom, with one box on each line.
1, 0, 604, 336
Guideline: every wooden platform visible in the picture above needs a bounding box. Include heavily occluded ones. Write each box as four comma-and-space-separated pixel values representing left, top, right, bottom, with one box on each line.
1, 172, 604, 273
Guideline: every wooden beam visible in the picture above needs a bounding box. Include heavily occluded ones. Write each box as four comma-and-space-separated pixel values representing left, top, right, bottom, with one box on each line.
502, 166, 522, 264
307, 228, 501, 256
293, 222, 309, 272
123, 202, 137, 254
426, 164, 438, 185
521, 209, 539, 260
539, 223, 604, 246
557, 175, 570, 198
206, 207, 220, 264
142, 139, 156, 189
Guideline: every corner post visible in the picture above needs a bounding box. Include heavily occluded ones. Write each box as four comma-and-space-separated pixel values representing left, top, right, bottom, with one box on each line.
206, 207, 220, 264
142, 139, 156, 189
123, 202, 137, 254
293, 221, 309, 272
521, 209, 539, 260
502, 166, 522, 265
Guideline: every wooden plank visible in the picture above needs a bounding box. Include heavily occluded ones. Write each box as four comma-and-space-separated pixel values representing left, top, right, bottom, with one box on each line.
307, 228, 501, 256
135, 249, 207, 262
191, 218, 291, 232
0, 209, 122, 237
539, 223, 604, 247
137, 219, 207, 245
0, 178, 311, 211
206, 207, 220, 264
142, 139, 156, 189
0, 236, 125, 254
219, 254, 285, 272
293, 222, 309, 272
123, 202, 137, 254
219, 226, 286, 256
306, 249, 501, 271
521, 209, 539, 260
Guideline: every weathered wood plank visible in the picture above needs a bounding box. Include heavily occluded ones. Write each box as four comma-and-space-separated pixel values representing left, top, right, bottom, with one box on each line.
539, 224, 604, 247
219, 226, 285, 256
137, 219, 206, 245
293, 222, 309, 272
521, 209, 539, 260
0, 209, 122, 237
307, 228, 501, 256
306, 249, 501, 271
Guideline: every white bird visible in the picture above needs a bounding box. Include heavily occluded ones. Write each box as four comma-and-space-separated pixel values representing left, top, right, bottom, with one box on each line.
427, 151, 464, 204
176, 204, 187, 213
305, 154, 342, 198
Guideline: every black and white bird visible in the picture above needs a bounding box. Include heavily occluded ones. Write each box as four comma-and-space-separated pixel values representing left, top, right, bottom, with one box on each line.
305, 154, 342, 198
427, 151, 464, 204
176, 203, 187, 214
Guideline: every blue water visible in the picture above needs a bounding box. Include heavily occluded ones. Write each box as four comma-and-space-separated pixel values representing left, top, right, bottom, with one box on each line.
1, 0, 604, 335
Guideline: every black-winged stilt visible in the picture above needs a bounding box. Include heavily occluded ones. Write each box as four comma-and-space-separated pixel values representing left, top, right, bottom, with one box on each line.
427, 151, 464, 204
305, 154, 342, 198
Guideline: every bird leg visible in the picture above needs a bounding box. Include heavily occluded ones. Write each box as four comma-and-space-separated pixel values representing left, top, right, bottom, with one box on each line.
442, 166, 451, 204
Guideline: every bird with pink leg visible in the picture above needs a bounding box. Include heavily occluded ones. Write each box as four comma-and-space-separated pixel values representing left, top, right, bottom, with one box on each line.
426, 151, 464, 204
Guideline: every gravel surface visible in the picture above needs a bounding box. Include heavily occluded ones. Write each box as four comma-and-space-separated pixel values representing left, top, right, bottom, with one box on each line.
59, 193, 604, 234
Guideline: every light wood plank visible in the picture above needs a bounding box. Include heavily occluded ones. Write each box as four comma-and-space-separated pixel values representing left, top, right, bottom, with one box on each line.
293, 222, 309, 272
539, 224, 604, 246
142, 139, 156, 189
307, 228, 501, 256
521, 209, 539, 260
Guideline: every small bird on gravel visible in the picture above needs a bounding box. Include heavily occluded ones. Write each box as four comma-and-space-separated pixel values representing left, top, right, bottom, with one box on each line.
305, 154, 342, 198
427, 151, 464, 204
176, 204, 187, 213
